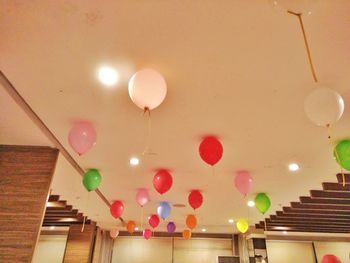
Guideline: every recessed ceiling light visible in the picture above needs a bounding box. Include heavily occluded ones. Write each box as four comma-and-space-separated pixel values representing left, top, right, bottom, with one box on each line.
288, 163, 299, 172
134, 227, 139, 231
247, 201, 255, 207
283, 231, 287, 235
129, 157, 139, 166
275, 226, 288, 230
201, 228, 207, 232
228, 219, 234, 224
50, 226, 55, 230
98, 66, 120, 87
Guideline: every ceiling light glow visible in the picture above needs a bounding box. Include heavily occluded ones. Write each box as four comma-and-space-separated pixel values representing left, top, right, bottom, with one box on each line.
134, 227, 139, 231
228, 219, 234, 224
129, 157, 140, 166
247, 201, 255, 207
201, 228, 207, 232
288, 163, 299, 172
98, 66, 120, 86
50, 226, 55, 230
283, 231, 287, 235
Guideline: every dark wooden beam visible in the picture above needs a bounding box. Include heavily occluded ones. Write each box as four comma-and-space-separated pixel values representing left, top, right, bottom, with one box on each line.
270, 215, 350, 224
118, 231, 234, 239
46, 205, 73, 211
268, 218, 350, 226
46, 201, 67, 208
336, 173, 350, 184
283, 207, 350, 215
273, 213, 350, 221
48, 195, 60, 202
46, 209, 78, 215
322, 182, 350, 191
291, 202, 350, 211
310, 190, 350, 199
300, 196, 350, 205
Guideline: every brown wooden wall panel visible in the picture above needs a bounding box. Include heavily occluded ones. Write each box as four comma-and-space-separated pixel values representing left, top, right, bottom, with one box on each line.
0, 145, 59, 263
63, 223, 96, 263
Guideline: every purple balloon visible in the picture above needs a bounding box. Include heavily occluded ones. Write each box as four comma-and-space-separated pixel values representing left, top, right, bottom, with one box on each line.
167, 222, 176, 233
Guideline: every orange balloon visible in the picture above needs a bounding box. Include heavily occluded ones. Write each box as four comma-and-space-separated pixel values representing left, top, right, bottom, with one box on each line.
186, 214, 197, 229
183, 229, 192, 240
126, 220, 136, 234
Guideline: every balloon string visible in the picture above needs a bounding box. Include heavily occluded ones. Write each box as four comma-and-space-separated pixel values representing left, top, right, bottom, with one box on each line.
142, 107, 153, 155
81, 216, 86, 232
327, 125, 345, 187
288, 11, 318, 83
141, 206, 144, 230
81, 191, 89, 232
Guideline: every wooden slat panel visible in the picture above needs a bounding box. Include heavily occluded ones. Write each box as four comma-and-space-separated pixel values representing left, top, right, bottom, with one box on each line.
291, 202, 350, 211
46, 209, 78, 215
46, 200, 67, 208
63, 223, 96, 263
48, 195, 60, 202
300, 196, 350, 205
310, 190, 350, 199
46, 205, 73, 211
283, 207, 350, 215
322, 182, 350, 191
267, 219, 350, 227
271, 214, 350, 221
336, 173, 350, 183
0, 145, 58, 263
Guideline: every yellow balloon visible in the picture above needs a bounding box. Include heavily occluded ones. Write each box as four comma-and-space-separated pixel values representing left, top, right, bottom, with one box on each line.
236, 219, 249, 233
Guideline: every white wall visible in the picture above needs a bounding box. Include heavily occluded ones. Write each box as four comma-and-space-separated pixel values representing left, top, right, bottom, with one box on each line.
112, 237, 233, 263
32, 235, 67, 263
266, 241, 316, 263
314, 242, 350, 262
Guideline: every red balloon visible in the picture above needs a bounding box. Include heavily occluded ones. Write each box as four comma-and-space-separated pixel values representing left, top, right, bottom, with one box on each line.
110, 200, 124, 218
199, 136, 223, 166
153, 169, 173, 194
188, 190, 203, 210
149, 214, 160, 228
322, 255, 341, 263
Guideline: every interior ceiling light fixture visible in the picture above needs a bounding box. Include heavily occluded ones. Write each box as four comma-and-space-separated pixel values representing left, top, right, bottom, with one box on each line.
98, 66, 120, 87
201, 228, 207, 232
288, 163, 300, 171
247, 201, 255, 207
129, 157, 140, 166
228, 219, 234, 224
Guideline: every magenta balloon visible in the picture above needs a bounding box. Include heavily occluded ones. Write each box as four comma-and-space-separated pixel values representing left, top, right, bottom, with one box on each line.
167, 222, 176, 233
136, 188, 150, 207
68, 122, 96, 155
234, 170, 253, 196
143, 228, 152, 240
321, 255, 341, 263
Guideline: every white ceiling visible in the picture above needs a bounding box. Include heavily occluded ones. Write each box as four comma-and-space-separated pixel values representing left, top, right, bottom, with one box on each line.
1, 0, 350, 233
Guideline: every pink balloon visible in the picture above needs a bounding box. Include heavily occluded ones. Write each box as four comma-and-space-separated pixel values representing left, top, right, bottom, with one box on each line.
109, 229, 119, 239
128, 68, 167, 111
136, 188, 150, 207
234, 170, 253, 196
68, 122, 96, 155
143, 228, 152, 240
322, 255, 342, 263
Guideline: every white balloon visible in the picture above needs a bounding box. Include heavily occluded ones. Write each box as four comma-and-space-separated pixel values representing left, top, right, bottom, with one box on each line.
109, 229, 119, 239
128, 68, 167, 111
269, 0, 318, 15
304, 88, 344, 127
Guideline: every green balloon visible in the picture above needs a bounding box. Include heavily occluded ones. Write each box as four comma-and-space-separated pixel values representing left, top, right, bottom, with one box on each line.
83, 169, 101, 192
255, 193, 271, 215
334, 140, 350, 171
